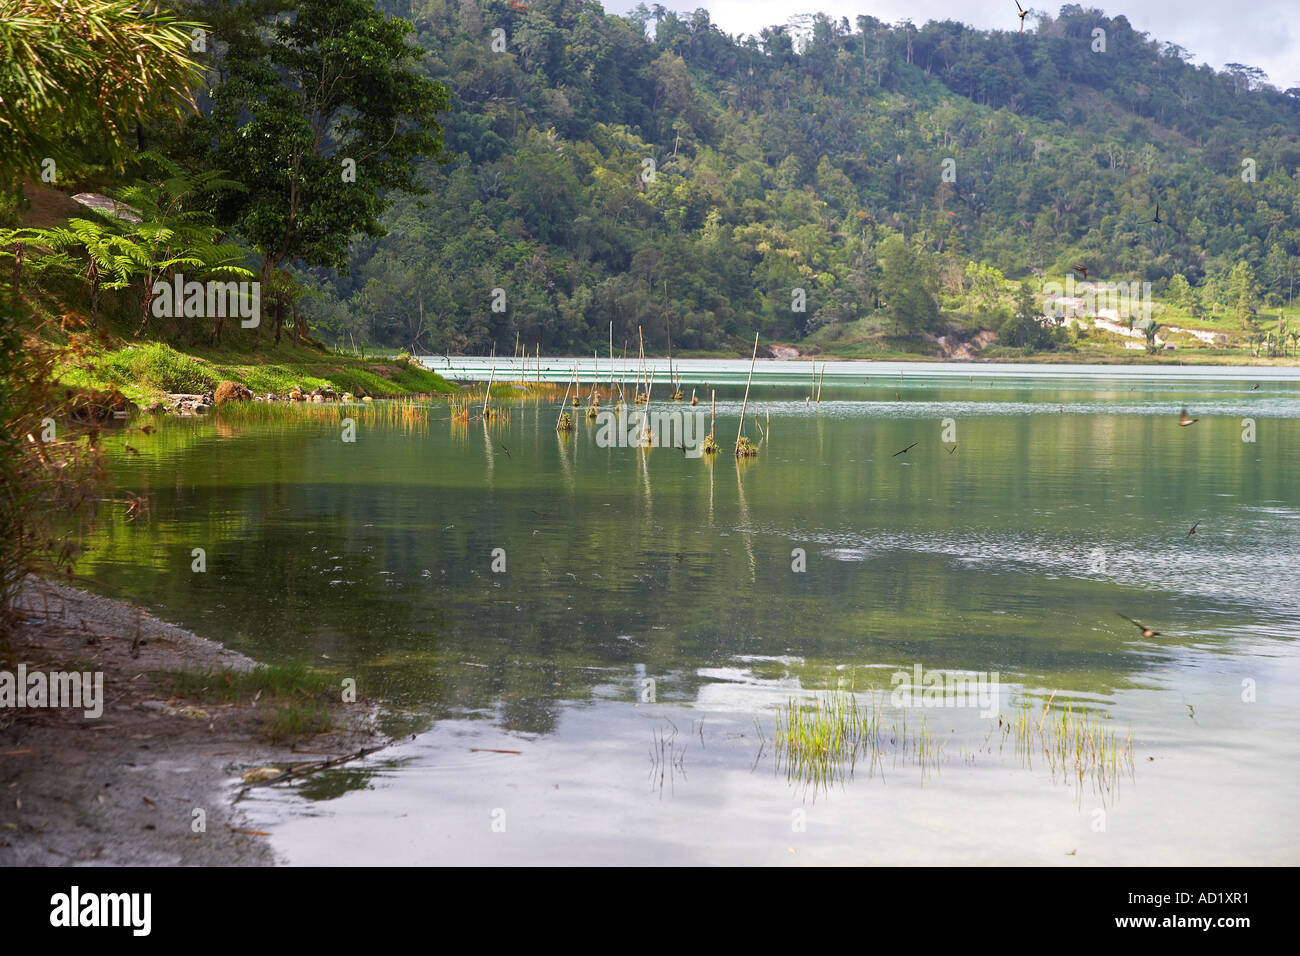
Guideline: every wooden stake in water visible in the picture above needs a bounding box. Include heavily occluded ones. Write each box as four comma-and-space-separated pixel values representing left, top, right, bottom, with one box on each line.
710, 389, 716, 437
609, 322, 617, 400
557, 363, 577, 425
737, 332, 758, 444
482, 346, 496, 416
817, 362, 825, 404
638, 326, 645, 399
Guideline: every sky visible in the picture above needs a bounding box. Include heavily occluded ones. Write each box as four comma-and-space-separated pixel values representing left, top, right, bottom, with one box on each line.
604, 1, 1300, 92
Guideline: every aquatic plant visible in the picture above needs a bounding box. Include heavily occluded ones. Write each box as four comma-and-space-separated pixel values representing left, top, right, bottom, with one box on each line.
773, 687, 942, 793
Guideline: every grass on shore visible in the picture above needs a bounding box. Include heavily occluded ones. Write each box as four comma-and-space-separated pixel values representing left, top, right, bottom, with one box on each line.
156, 663, 342, 743
60, 340, 456, 406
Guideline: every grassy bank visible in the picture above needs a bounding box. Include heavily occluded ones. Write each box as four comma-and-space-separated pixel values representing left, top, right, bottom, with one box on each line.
57, 339, 457, 407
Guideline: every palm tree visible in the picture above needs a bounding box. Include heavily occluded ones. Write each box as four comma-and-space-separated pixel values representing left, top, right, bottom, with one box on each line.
1142, 319, 1163, 353
0, 1, 207, 178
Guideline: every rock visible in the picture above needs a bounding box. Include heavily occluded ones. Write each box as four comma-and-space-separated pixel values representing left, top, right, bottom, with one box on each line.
192, 403, 209, 415
361, 396, 373, 403
143, 401, 169, 415
213, 380, 253, 405
340, 392, 355, 403
288, 386, 305, 402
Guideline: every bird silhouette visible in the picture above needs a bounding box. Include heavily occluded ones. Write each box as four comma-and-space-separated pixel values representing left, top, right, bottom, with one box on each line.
947, 444, 957, 454
136, 424, 155, 435
892, 441, 919, 457
1015, 0, 1028, 32
1250, 383, 1260, 391
1178, 408, 1198, 427
1187, 522, 1199, 536
1072, 264, 1089, 280
1118, 614, 1161, 638
1142, 203, 1165, 225
499, 443, 511, 457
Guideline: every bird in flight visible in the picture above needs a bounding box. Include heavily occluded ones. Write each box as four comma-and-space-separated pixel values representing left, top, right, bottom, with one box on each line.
1250, 383, 1260, 391
1015, 1, 1028, 32
499, 443, 511, 458
892, 441, 919, 457
1142, 203, 1165, 225
1178, 408, 1198, 427
1187, 522, 1199, 536
947, 444, 957, 454
1118, 614, 1161, 638
1072, 264, 1089, 280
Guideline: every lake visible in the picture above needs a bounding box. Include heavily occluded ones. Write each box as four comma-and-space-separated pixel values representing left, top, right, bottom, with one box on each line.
77, 364, 1300, 864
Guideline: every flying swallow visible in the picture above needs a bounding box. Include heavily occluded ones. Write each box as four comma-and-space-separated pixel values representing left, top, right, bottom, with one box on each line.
1187, 522, 1199, 536
1118, 614, 1161, 638
892, 441, 919, 457
1178, 408, 1198, 427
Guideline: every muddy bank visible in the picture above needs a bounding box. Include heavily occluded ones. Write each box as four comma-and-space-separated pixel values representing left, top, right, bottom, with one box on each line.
0, 579, 385, 866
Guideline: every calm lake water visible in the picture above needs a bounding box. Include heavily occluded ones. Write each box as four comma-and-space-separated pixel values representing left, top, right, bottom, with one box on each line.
78, 365, 1300, 864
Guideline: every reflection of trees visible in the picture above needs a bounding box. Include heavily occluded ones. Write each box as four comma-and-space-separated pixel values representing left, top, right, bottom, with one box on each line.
74, 405, 1291, 736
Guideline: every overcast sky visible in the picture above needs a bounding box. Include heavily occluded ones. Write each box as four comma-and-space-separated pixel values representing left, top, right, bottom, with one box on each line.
604, 1, 1299, 91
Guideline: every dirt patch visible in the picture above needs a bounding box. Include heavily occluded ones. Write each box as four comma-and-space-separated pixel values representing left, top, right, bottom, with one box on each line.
767, 344, 802, 360
366, 364, 401, 380
0, 579, 386, 865
19, 181, 86, 228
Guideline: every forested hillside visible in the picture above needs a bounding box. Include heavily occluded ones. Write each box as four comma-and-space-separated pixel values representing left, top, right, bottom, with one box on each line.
298, 1, 1300, 354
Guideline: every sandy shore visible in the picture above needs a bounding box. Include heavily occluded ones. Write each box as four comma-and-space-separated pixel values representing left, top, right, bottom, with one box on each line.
0, 579, 384, 865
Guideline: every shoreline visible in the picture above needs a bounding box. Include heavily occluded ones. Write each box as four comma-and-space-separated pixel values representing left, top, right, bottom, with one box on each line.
0, 579, 385, 866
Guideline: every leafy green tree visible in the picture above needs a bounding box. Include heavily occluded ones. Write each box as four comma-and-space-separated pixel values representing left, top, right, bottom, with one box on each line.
877, 235, 938, 334
1228, 261, 1259, 329
201, 0, 451, 339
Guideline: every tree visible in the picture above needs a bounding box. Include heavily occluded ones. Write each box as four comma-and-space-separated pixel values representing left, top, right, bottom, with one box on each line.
1228, 261, 1259, 328
877, 235, 937, 334
998, 282, 1061, 352
202, 0, 451, 340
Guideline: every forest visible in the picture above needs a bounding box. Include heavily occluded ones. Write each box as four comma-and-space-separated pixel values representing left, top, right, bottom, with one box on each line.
4, 0, 1300, 362
308, 1, 1300, 355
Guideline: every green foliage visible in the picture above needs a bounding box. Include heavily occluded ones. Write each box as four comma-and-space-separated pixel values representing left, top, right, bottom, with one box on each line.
200, 0, 452, 280
999, 282, 1065, 352
90, 343, 218, 394
0, 0, 207, 178
288, 2, 1300, 354
878, 235, 939, 334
